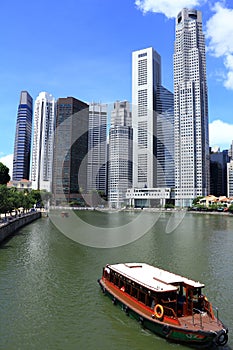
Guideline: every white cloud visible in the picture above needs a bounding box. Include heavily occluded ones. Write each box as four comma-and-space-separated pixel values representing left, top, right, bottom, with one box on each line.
206, 3, 233, 89
0, 154, 13, 179
209, 120, 233, 150
135, 0, 204, 18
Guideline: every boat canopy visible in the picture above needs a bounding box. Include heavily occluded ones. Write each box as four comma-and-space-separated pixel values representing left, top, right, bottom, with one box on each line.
107, 263, 205, 293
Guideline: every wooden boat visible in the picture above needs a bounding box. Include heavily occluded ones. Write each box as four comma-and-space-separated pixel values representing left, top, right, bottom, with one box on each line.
98, 263, 228, 348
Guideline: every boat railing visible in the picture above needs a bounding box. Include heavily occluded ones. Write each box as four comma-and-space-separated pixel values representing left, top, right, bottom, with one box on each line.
212, 305, 220, 325
203, 299, 215, 320
192, 308, 204, 329
163, 306, 180, 324
192, 304, 220, 328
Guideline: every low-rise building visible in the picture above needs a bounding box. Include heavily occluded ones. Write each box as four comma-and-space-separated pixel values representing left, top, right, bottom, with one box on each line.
126, 187, 174, 208
7, 179, 32, 191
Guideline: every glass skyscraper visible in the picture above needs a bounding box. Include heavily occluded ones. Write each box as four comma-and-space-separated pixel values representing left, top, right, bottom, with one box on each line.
13, 91, 33, 181
174, 9, 209, 207
53, 97, 89, 205
156, 85, 174, 188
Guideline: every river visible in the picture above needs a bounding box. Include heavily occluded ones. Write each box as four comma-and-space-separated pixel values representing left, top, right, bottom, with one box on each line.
0, 211, 232, 350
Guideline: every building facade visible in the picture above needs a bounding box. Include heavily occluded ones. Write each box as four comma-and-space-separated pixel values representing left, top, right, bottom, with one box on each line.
132, 47, 161, 190
108, 101, 133, 208
227, 160, 233, 197
13, 91, 33, 181
156, 85, 174, 188
31, 92, 56, 192
87, 103, 107, 195
210, 148, 229, 197
174, 9, 209, 207
131, 47, 174, 207
53, 97, 89, 205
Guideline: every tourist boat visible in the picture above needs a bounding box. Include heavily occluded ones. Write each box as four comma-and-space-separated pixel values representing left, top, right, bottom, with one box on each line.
98, 263, 228, 347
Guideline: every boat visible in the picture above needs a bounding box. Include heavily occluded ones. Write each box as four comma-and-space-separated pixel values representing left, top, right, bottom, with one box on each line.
98, 263, 228, 348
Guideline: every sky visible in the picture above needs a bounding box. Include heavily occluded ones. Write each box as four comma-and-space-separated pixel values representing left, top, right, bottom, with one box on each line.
1, 0, 233, 176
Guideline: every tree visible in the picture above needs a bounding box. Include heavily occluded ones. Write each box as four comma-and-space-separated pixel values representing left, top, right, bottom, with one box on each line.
192, 196, 204, 206
165, 203, 175, 209
0, 162, 10, 185
0, 185, 10, 216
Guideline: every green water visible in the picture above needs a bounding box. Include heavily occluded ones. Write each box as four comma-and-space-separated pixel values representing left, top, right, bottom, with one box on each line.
0, 212, 232, 350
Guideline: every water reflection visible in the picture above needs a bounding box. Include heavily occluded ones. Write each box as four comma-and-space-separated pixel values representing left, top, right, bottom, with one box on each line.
0, 213, 232, 349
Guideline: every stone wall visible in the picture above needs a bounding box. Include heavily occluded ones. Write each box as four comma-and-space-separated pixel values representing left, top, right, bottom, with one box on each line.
0, 212, 41, 243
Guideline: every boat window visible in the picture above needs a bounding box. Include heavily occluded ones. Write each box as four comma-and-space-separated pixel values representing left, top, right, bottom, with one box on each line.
138, 291, 146, 304
131, 286, 138, 298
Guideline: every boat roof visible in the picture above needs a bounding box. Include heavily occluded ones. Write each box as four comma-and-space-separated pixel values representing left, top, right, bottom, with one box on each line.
107, 263, 205, 293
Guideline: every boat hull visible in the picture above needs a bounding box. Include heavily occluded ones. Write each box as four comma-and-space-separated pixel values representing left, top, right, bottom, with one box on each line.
98, 278, 227, 348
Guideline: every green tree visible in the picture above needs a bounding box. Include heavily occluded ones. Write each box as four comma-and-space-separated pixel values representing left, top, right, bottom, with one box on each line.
192, 196, 204, 205
0, 185, 10, 216
228, 204, 233, 213
165, 203, 175, 209
0, 162, 10, 185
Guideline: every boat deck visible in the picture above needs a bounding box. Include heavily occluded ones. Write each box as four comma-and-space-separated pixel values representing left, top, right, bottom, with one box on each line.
179, 313, 223, 333
101, 278, 223, 333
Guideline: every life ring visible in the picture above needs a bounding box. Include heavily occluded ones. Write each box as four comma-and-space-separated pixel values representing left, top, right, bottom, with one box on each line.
154, 304, 164, 320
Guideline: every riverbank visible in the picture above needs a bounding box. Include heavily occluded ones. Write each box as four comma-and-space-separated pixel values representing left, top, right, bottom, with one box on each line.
50, 205, 233, 216
0, 211, 41, 244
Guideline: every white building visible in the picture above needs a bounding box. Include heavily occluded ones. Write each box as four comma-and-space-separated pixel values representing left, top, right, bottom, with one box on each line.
132, 47, 161, 189
131, 47, 174, 207
108, 101, 133, 208
87, 102, 107, 194
174, 9, 209, 207
126, 188, 173, 208
31, 92, 56, 192
227, 161, 233, 197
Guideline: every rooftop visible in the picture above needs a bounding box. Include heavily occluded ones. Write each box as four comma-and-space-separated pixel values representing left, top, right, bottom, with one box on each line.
108, 263, 204, 293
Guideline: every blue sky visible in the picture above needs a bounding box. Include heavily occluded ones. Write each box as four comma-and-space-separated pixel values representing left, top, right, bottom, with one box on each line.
1, 0, 233, 174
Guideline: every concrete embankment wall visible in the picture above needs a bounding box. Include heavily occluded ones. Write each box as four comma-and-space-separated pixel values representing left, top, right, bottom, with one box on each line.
0, 212, 41, 244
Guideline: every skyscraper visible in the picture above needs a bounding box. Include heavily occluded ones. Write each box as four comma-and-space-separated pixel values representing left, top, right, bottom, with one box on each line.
108, 101, 133, 208
227, 160, 233, 197
210, 148, 229, 196
156, 85, 174, 188
53, 97, 89, 205
174, 8, 209, 207
13, 91, 33, 181
87, 103, 107, 195
131, 47, 174, 207
31, 92, 56, 192
132, 47, 161, 190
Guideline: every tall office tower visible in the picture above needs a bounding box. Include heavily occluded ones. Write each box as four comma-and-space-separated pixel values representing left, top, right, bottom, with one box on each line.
108, 101, 133, 208
228, 141, 233, 160
174, 8, 209, 207
53, 97, 89, 205
210, 148, 229, 196
156, 86, 174, 188
31, 92, 56, 192
12, 91, 33, 181
132, 47, 161, 189
227, 160, 233, 197
87, 103, 107, 195
132, 47, 174, 192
